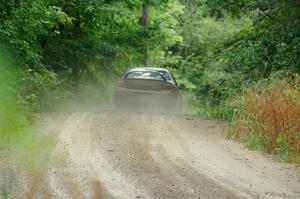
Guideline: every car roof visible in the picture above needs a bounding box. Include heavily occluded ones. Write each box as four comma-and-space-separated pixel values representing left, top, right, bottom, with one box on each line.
127, 67, 170, 73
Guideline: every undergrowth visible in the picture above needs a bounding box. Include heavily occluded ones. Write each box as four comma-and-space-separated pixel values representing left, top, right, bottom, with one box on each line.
227, 72, 300, 163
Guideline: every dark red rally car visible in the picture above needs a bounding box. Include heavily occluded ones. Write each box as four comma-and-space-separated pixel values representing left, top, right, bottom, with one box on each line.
114, 67, 183, 112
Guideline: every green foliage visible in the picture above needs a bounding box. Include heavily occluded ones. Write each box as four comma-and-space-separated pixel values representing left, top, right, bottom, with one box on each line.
0, 0, 187, 111
276, 135, 289, 159
0, 0, 72, 70
241, 134, 265, 151
169, 0, 300, 122
1, 0, 299, 117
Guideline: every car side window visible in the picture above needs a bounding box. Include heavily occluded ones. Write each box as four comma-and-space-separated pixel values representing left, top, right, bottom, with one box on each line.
158, 71, 171, 81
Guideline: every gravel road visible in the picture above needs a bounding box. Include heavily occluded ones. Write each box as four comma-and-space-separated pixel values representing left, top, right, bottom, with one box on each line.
1, 111, 300, 199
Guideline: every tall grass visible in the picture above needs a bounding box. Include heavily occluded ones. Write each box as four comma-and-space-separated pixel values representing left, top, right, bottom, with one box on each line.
228, 74, 300, 163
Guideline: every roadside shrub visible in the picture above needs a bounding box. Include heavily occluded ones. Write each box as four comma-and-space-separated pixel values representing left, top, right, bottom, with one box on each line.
228, 73, 300, 163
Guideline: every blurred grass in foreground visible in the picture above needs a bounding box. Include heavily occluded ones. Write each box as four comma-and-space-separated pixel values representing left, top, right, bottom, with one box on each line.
0, 55, 56, 173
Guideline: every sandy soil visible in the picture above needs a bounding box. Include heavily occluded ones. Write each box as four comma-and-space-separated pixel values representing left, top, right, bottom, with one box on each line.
1, 111, 300, 199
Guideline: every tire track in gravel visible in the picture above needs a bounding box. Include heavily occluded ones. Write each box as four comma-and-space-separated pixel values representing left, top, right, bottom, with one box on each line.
37, 111, 300, 199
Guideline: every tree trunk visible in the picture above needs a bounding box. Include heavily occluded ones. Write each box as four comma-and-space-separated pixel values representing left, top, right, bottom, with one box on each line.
139, 3, 150, 26
143, 45, 149, 67
139, 2, 150, 67
72, 65, 80, 94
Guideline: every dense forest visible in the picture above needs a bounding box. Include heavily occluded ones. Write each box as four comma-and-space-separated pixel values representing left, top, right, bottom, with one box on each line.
0, 0, 299, 162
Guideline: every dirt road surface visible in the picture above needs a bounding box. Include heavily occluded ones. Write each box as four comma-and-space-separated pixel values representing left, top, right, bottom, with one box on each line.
2, 111, 300, 198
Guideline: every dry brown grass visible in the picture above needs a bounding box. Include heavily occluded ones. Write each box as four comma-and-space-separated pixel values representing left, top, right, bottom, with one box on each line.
229, 78, 300, 163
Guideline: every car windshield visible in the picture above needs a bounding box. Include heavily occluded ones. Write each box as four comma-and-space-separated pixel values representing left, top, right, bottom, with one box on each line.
126, 71, 165, 81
